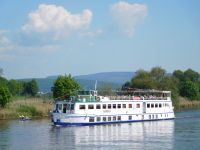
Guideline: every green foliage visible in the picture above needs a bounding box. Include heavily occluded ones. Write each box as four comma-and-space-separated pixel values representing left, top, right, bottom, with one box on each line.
98, 84, 116, 96
184, 69, 199, 82
52, 74, 81, 99
17, 105, 40, 116
158, 76, 180, 107
124, 67, 200, 107
0, 76, 8, 87
23, 79, 39, 96
173, 68, 200, 100
121, 81, 131, 90
131, 69, 157, 89
8, 80, 24, 96
150, 67, 166, 82
180, 81, 199, 100
173, 70, 184, 82
0, 86, 12, 107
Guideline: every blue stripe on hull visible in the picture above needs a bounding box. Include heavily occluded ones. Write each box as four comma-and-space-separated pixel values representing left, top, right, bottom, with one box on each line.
53, 118, 175, 126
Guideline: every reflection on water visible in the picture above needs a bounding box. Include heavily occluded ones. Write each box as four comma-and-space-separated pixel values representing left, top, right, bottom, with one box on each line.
0, 119, 174, 150
49, 121, 174, 150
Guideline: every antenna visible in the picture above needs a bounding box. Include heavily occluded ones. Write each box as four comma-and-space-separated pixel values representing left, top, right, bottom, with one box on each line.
95, 80, 97, 91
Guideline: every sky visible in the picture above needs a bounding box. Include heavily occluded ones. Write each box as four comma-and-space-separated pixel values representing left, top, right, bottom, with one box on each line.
0, 0, 200, 79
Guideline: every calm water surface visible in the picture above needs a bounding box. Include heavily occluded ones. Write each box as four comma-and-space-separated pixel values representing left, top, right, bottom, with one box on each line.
0, 109, 200, 150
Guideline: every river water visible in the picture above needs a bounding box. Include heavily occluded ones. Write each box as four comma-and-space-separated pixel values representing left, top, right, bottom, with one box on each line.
0, 109, 200, 150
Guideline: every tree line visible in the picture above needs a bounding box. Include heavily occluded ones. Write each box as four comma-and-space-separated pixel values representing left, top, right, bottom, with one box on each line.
1, 67, 200, 108
0, 69, 39, 107
122, 67, 200, 107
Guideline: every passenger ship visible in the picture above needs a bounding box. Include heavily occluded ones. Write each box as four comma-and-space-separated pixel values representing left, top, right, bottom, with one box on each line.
52, 89, 175, 126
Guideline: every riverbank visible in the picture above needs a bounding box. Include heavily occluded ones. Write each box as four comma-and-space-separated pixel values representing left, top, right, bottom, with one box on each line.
0, 97, 200, 120
177, 97, 200, 110
0, 97, 53, 120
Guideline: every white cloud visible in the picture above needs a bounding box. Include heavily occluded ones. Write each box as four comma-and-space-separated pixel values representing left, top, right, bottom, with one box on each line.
79, 29, 103, 38
0, 31, 15, 52
111, 1, 148, 37
22, 4, 93, 39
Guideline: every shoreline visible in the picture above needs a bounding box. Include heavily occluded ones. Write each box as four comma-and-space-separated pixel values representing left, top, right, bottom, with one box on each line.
0, 97, 53, 120
0, 97, 200, 120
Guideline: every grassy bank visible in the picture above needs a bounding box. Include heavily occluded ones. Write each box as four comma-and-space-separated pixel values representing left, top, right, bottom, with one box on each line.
1, 96, 200, 120
176, 97, 200, 110
0, 97, 53, 120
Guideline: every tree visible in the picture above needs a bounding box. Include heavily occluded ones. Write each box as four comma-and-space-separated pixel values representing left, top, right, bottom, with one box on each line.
0, 76, 8, 87
52, 75, 80, 99
158, 76, 180, 107
131, 69, 156, 89
150, 67, 166, 82
98, 84, 116, 96
121, 81, 131, 90
0, 86, 12, 107
180, 80, 199, 100
184, 69, 200, 82
8, 80, 23, 96
173, 70, 184, 82
23, 79, 39, 96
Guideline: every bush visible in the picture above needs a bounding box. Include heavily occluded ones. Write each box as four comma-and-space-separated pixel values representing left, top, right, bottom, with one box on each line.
0, 86, 12, 107
180, 81, 199, 100
17, 105, 41, 116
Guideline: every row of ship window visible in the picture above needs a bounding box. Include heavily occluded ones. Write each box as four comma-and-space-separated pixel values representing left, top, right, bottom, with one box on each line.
146, 103, 170, 108
79, 103, 141, 110
89, 116, 122, 122
79, 102, 170, 110
89, 114, 170, 122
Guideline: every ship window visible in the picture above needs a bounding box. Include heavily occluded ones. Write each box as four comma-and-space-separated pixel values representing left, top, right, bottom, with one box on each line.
58, 104, 62, 110
113, 104, 116, 109
108, 117, 111, 121
96, 104, 101, 109
117, 104, 121, 109
149, 115, 151, 119
117, 116, 121, 121
97, 117, 101, 122
63, 104, 67, 113
108, 104, 111, 109
129, 104, 132, 108
89, 117, 94, 122
123, 104, 126, 108
103, 104, 107, 109
128, 116, 132, 120
70, 104, 74, 110
147, 104, 150, 108
88, 105, 94, 109
136, 104, 140, 108
155, 103, 158, 108
151, 103, 154, 108
79, 105, 85, 109
113, 116, 116, 121
103, 117, 106, 122
159, 103, 162, 108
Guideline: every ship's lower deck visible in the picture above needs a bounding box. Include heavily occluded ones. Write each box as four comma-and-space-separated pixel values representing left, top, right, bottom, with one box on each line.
52, 112, 175, 126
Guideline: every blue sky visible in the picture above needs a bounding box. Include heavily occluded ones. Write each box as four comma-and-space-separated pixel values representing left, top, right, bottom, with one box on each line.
0, 0, 200, 79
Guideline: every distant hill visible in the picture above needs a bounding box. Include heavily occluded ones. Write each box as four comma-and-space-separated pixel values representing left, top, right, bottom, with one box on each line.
20, 72, 135, 92
74, 72, 135, 84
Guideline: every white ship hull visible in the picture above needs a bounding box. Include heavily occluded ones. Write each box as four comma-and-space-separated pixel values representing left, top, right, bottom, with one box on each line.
53, 112, 175, 126
52, 92, 175, 126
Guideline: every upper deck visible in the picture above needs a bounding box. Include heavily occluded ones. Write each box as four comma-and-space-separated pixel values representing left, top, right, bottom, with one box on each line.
58, 89, 172, 103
